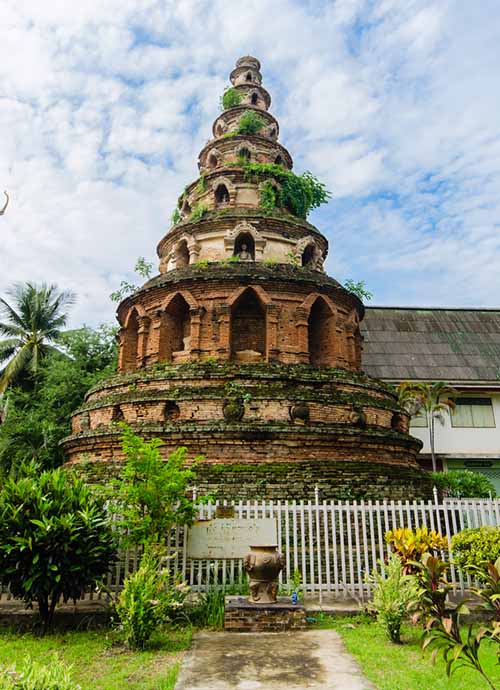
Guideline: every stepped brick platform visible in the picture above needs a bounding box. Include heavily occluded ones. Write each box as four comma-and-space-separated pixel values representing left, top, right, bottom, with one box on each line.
224, 596, 306, 632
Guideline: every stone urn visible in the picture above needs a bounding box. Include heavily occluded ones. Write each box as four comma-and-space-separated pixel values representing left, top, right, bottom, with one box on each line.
243, 545, 285, 604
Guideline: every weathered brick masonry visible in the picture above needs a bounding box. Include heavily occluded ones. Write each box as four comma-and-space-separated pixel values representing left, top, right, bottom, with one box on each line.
62, 56, 431, 499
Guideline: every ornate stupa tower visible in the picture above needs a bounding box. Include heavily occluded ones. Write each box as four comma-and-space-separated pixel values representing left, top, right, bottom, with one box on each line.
63, 57, 431, 500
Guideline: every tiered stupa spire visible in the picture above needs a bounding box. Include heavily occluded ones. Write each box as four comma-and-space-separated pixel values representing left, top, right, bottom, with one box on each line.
157, 56, 325, 273
63, 57, 431, 503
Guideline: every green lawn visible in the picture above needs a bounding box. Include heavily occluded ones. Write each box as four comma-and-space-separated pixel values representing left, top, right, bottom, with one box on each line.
0, 627, 192, 690
312, 615, 500, 690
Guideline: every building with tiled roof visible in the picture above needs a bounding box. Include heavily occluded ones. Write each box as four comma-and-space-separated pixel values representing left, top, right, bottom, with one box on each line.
362, 307, 500, 492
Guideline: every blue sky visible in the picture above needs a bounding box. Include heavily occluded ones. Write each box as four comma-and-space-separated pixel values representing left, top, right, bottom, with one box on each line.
1, 0, 500, 327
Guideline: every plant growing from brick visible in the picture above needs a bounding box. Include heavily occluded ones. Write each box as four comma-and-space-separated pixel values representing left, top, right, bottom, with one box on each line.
0, 466, 116, 630
243, 163, 330, 219
236, 110, 266, 135
109, 424, 199, 548
220, 87, 242, 110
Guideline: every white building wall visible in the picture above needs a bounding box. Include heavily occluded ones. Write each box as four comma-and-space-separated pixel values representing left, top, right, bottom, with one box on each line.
410, 393, 500, 455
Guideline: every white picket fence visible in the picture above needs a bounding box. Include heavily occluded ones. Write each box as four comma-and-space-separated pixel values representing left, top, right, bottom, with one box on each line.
2, 497, 499, 603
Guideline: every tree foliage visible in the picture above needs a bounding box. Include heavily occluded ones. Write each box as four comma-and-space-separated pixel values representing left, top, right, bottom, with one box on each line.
0, 325, 117, 473
110, 257, 153, 303
398, 382, 457, 472
0, 283, 75, 393
0, 466, 116, 630
109, 424, 199, 548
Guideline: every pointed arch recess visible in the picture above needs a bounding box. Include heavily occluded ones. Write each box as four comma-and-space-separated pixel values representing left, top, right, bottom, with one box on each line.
229, 286, 269, 362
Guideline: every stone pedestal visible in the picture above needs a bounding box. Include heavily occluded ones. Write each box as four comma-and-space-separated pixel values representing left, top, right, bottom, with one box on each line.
224, 596, 306, 632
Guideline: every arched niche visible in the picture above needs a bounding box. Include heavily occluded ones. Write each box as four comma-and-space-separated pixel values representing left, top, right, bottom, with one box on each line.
238, 147, 251, 162
234, 232, 255, 260
301, 244, 315, 267
274, 155, 284, 166
250, 92, 259, 106
208, 152, 220, 169
175, 240, 190, 268
122, 309, 139, 371
158, 294, 192, 362
214, 183, 230, 206
246, 72, 253, 81
230, 288, 266, 362
308, 296, 336, 368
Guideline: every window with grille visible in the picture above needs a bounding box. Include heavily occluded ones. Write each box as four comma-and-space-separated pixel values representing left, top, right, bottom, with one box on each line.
451, 397, 495, 428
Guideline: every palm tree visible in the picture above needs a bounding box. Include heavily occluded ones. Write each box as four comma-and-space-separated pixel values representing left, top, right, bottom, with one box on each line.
0, 283, 75, 393
397, 381, 457, 473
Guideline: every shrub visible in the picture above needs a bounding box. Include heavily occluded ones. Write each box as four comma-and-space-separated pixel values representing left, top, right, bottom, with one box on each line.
0, 466, 116, 630
220, 87, 242, 110
385, 527, 448, 573
236, 111, 265, 135
367, 554, 419, 643
451, 526, 500, 572
171, 207, 181, 225
115, 547, 189, 649
0, 657, 72, 690
432, 470, 496, 498
0, 656, 79, 689
110, 424, 199, 548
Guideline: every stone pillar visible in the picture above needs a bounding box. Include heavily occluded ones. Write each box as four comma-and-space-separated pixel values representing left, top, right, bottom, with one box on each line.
136, 316, 150, 367
294, 307, 310, 364
216, 304, 231, 359
266, 303, 279, 361
189, 307, 203, 358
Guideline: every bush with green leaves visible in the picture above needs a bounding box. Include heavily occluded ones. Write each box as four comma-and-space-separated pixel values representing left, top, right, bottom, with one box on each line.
220, 87, 242, 110
236, 111, 265, 135
0, 656, 79, 690
242, 163, 330, 218
432, 470, 496, 498
110, 424, 199, 548
115, 547, 189, 649
367, 554, 419, 643
0, 466, 116, 630
451, 526, 500, 572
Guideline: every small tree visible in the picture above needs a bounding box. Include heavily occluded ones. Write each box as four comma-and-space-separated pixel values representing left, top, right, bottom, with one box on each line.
397, 381, 456, 472
0, 466, 116, 630
110, 424, 200, 548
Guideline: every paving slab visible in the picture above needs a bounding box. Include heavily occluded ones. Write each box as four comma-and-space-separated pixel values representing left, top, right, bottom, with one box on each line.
174, 629, 375, 690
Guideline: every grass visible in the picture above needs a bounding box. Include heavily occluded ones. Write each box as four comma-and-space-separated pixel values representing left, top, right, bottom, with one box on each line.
0, 627, 192, 690
310, 614, 500, 690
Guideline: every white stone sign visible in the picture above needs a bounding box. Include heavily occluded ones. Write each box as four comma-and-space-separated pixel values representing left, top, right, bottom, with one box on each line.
187, 518, 278, 559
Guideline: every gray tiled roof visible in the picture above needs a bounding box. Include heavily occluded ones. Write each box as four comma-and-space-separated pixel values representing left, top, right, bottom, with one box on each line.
361, 307, 500, 382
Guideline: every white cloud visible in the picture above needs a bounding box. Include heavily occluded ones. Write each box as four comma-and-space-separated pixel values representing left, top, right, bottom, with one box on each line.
0, 0, 499, 329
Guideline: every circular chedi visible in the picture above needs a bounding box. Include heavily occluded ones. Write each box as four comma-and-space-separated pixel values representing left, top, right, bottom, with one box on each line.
62, 57, 431, 500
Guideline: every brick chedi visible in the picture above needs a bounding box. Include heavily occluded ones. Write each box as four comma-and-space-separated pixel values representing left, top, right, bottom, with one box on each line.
63, 56, 431, 500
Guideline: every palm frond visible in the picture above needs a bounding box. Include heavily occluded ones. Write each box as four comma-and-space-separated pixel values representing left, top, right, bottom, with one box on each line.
0, 343, 33, 393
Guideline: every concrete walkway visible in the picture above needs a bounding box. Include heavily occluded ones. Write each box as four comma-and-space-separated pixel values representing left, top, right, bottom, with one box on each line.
175, 629, 375, 690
